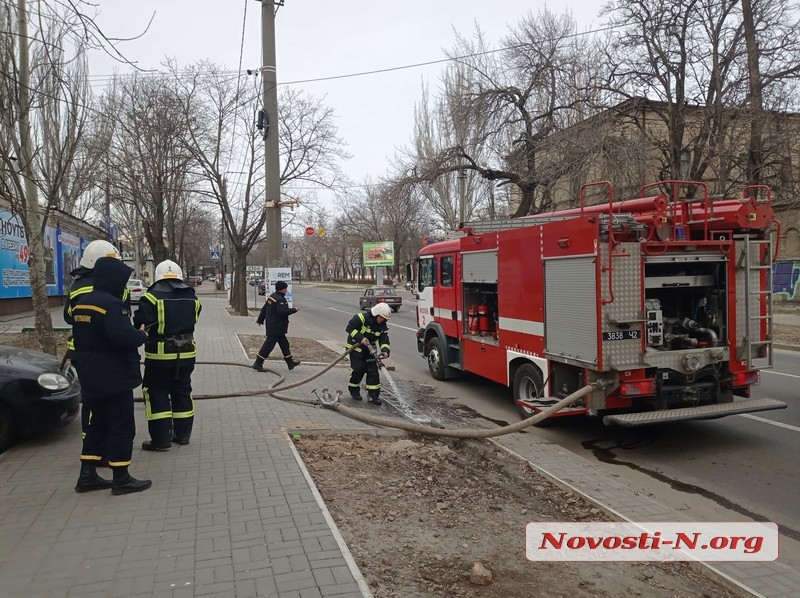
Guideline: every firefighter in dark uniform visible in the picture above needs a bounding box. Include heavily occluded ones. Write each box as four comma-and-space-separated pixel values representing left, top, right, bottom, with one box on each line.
252, 280, 301, 371
63, 240, 128, 445
71, 257, 151, 495
133, 260, 202, 451
345, 302, 391, 405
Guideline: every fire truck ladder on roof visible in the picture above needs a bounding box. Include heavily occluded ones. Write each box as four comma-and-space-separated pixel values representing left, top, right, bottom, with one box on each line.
460, 214, 575, 234
737, 235, 774, 371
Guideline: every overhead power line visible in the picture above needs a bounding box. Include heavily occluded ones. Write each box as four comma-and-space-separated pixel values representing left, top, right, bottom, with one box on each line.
83, 23, 620, 88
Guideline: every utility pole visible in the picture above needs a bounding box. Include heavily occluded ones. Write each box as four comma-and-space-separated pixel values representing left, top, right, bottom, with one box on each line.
261, 0, 282, 267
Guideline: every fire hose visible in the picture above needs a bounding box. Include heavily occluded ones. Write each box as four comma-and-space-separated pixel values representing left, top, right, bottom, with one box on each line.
186, 348, 609, 440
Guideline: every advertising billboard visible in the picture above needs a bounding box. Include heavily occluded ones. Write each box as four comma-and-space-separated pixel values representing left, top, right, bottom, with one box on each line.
266, 267, 293, 307
59, 230, 82, 295
0, 210, 31, 298
44, 226, 61, 296
362, 241, 395, 267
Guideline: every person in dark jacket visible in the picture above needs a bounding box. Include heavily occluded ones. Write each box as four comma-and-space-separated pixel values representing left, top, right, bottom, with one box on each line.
345, 302, 391, 405
252, 280, 301, 371
71, 257, 151, 495
133, 260, 202, 451
63, 240, 127, 448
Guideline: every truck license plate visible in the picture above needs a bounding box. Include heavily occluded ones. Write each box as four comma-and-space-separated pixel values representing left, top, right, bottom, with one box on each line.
602, 330, 641, 341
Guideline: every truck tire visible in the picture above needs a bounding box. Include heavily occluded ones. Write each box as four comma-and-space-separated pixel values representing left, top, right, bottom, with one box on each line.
426, 337, 448, 381
513, 363, 545, 420
391, 306, 399, 313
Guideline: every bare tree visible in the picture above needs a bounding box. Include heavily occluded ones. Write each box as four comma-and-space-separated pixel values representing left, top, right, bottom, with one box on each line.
410, 75, 492, 230
34, 21, 96, 219
601, 0, 800, 195
334, 179, 427, 281
173, 62, 348, 314
409, 10, 600, 218
101, 73, 195, 264
0, 0, 151, 353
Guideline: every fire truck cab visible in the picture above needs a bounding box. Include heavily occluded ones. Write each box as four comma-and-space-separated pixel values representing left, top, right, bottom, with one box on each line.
411, 181, 787, 426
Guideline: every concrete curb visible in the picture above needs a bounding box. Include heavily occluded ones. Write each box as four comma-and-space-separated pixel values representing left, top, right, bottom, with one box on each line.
287, 431, 374, 598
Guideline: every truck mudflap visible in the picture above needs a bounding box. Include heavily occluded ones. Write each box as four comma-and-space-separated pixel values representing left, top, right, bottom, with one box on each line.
603, 398, 787, 427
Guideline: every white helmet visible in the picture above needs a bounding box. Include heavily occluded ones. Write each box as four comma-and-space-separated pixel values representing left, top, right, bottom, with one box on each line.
371, 303, 392, 319
80, 240, 120, 269
154, 260, 183, 282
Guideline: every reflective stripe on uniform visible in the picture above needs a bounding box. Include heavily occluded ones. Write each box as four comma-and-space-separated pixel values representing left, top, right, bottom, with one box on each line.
108, 459, 132, 467
143, 386, 173, 421
173, 406, 195, 420
144, 341, 197, 361
157, 298, 166, 335
74, 304, 107, 315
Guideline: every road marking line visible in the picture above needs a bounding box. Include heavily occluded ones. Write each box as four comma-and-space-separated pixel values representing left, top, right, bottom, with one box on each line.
762, 370, 800, 380
738, 414, 800, 433
327, 307, 417, 332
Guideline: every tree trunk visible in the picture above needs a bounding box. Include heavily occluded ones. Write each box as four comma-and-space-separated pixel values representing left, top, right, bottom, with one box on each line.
17, 0, 55, 355
511, 184, 536, 218
741, 0, 764, 184
231, 249, 249, 315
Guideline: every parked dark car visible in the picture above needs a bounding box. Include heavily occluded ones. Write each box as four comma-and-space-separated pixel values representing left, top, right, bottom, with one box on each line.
0, 345, 81, 453
359, 285, 402, 313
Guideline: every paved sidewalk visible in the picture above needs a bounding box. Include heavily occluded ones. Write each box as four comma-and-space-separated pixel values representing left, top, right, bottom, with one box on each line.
0, 294, 798, 597
0, 296, 378, 598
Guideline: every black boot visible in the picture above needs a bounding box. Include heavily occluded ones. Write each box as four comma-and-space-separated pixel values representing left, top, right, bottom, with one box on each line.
252, 358, 265, 372
285, 358, 301, 370
172, 434, 190, 445
142, 440, 171, 452
349, 389, 363, 401
111, 466, 152, 495
75, 462, 113, 493
368, 395, 383, 406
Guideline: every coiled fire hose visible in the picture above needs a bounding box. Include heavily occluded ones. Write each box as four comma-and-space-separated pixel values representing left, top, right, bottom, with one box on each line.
187, 349, 609, 440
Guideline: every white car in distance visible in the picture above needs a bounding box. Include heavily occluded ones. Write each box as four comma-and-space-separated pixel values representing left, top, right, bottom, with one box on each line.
126, 279, 145, 304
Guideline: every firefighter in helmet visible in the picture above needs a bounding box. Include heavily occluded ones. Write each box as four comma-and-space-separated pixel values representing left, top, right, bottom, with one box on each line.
345, 302, 391, 405
64, 239, 128, 451
133, 260, 202, 451
71, 257, 150, 495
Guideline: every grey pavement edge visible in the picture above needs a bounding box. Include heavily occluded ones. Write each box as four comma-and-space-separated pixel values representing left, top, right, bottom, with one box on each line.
0, 293, 798, 597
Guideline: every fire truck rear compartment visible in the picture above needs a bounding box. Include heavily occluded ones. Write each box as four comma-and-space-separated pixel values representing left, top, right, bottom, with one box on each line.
643, 259, 727, 352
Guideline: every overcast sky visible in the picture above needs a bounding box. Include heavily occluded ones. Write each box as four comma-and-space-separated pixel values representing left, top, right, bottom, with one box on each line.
90, 1, 603, 207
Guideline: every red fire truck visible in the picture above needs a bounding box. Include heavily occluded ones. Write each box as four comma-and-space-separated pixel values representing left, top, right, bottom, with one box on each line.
409, 181, 787, 426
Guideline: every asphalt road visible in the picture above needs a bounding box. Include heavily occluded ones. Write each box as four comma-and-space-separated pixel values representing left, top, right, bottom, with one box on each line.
238, 283, 800, 572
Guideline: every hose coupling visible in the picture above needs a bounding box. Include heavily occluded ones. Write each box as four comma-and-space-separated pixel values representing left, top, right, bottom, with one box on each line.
311, 388, 341, 408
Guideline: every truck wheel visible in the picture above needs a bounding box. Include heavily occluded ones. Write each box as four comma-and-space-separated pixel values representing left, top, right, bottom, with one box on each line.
513, 363, 545, 420
0, 403, 18, 454
391, 306, 399, 313
426, 337, 447, 381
